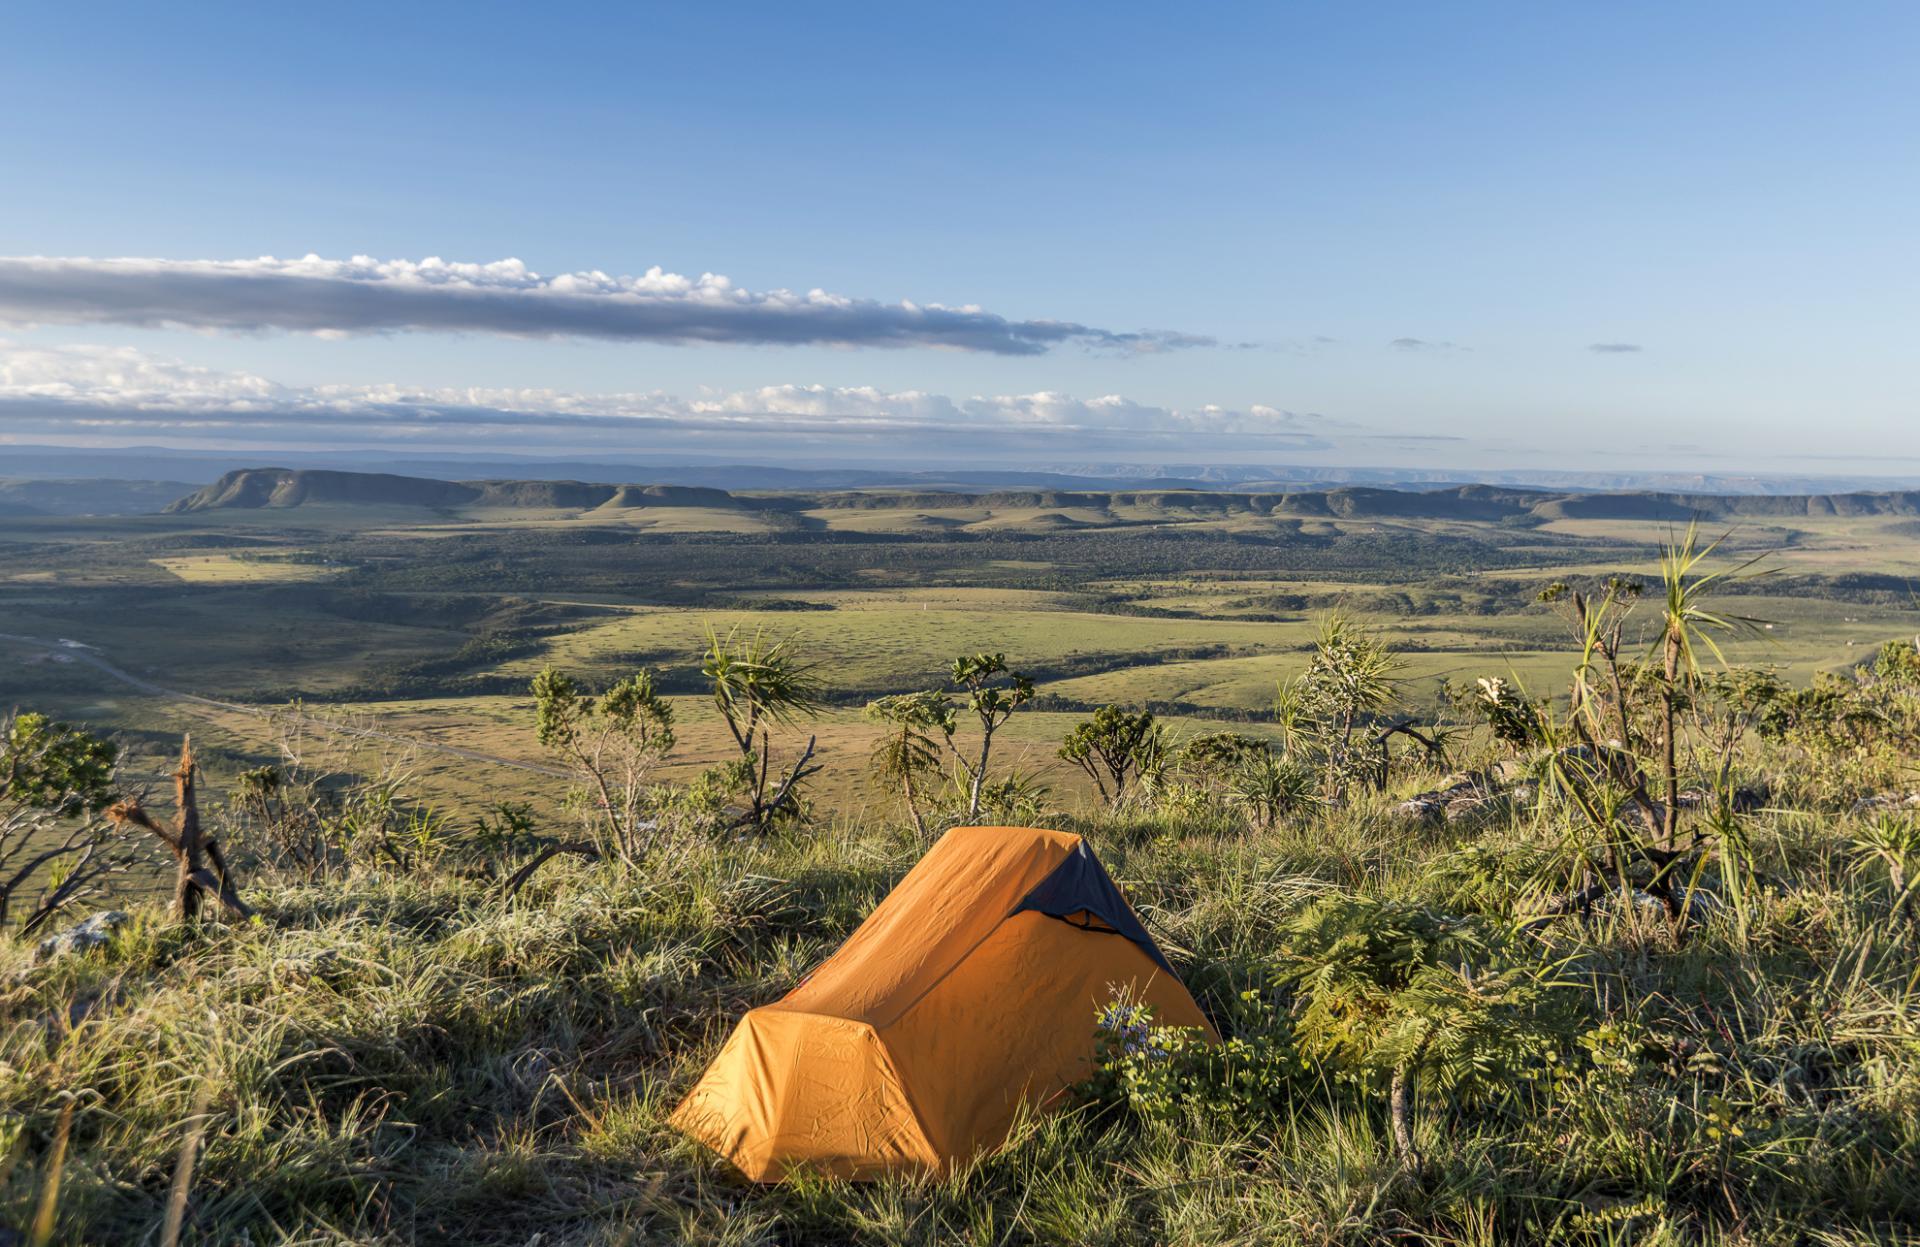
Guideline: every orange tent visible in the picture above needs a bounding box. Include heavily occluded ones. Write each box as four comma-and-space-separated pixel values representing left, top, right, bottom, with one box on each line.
671, 825, 1213, 1181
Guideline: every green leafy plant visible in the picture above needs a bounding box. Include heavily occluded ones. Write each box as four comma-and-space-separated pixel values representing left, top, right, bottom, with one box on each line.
1280, 895, 1575, 1172
0, 711, 134, 933
1081, 991, 1304, 1127
1469, 676, 1549, 753
532, 667, 675, 860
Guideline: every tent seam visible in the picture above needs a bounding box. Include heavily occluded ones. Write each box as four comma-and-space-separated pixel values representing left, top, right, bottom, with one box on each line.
861, 1019, 945, 1168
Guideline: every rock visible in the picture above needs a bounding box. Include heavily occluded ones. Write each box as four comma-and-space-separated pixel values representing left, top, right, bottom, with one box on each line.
1436, 769, 1501, 798
1493, 759, 1531, 784
1607, 887, 1721, 924
1669, 785, 1770, 813
1444, 793, 1505, 825
35, 910, 129, 961
1624, 889, 1666, 917
1850, 791, 1920, 815
1394, 795, 1447, 823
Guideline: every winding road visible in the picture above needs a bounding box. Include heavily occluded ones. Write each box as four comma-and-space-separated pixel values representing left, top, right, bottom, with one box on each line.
1, 630, 570, 779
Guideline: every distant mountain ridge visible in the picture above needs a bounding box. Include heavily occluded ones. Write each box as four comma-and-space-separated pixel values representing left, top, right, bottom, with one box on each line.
12, 443, 1920, 497
162, 467, 1920, 523
0, 478, 199, 517
164, 469, 778, 514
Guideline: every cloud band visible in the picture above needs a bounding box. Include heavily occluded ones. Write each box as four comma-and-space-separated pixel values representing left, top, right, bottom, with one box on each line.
0, 255, 1209, 356
0, 340, 1330, 454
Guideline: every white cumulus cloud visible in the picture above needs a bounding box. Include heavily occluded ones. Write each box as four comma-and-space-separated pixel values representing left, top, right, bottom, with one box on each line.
0, 340, 1335, 456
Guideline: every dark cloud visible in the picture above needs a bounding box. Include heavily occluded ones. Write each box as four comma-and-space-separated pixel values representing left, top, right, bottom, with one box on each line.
0, 255, 1212, 357
1588, 342, 1643, 353
1388, 337, 1466, 352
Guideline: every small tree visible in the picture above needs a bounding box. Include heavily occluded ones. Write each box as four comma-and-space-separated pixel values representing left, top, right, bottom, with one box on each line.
532, 667, 675, 861
865, 691, 954, 840
703, 628, 824, 829
1059, 705, 1165, 807
0, 711, 135, 934
949, 653, 1035, 820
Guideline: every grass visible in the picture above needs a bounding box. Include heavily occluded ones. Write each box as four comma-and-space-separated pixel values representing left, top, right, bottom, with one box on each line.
493, 601, 1316, 697
5, 779, 1919, 1244
150, 554, 343, 584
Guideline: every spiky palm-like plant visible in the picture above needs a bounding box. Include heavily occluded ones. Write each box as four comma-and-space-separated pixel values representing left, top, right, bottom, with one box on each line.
1650, 524, 1771, 848
702, 627, 826, 829
1226, 750, 1316, 831
1278, 611, 1406, 802
864, 691, 954, 841
1850, 813, 1920, 921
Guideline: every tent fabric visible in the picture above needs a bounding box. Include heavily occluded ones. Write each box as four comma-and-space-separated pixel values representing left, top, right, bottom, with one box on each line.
671, 825, 1213, 1181
1009, 837, 1177, 977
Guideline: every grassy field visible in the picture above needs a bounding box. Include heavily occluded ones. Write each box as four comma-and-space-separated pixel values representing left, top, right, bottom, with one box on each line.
5, 492, 1918, 826
6, 491, 1920, 1242
150, 553, 345, 583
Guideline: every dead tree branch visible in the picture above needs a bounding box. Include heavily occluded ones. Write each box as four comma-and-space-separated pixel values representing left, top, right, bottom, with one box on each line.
108, 737, 254, 922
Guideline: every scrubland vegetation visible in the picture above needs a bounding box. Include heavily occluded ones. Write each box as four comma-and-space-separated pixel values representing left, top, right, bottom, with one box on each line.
4, 518, 1920, 1244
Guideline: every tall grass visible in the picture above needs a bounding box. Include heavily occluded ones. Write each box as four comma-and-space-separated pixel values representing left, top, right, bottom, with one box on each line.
1, 779, 1916, 1243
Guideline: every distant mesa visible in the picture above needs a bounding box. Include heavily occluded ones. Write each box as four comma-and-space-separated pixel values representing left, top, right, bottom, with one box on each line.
163, 469, 778, 514
1526, 495, 1698, 522
165, 469, 483, 512
159, 468, 1920, 524
596, 484, 741, 509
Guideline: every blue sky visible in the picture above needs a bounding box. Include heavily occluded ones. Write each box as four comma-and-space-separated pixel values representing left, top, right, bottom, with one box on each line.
0, 2, 1914, 470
